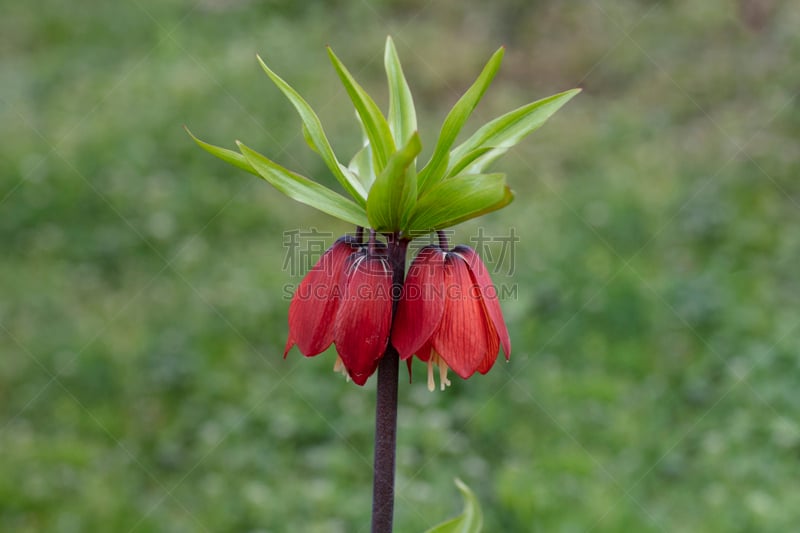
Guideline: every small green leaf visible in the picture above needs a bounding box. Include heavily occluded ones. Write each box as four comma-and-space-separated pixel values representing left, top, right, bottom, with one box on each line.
442, 185, 514, 229
417, 47, 505, 193
384, 36, 417, 147
367, 132, 421, 232
347, 110, 377, 191
185, 127, 257, 176
448, 88, 581, 176
256, 54, 367, 205
424, 478, 483, 533
237, 141, 369, 227
348, 143, 374, 190
407, 173, 511, 232
327, 46, 396, 174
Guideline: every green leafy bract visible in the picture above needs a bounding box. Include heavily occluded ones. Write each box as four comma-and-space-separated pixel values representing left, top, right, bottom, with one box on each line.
348, 143, 374, 189
384, 36, 417, 147
448, 88, 582, 176
347, 111, 377, 191
416, 47, 505, 194
190, 39, 578, 232
327, 47, 396, 174
237, 141, 369, 227
424, 479, 483, 533
256, 55, 367, 205
366, 132, 421, 232
408, 172, 512, 232
186, 127, 257, 176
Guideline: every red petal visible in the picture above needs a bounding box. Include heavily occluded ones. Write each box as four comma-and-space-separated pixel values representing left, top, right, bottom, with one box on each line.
414, 340, 433, 362
431, 253, 499, 379
334, 254, 393, 385
390, 246, 446, 360
452, 245, 511, 359
285, 238, 358, 357
476, 313, 500, 374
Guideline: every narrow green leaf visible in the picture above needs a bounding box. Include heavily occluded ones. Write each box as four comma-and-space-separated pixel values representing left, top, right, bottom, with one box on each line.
384, 36, 417, 146
424, 478, 483, 533
256, 54, 367, 204
353, 109, 369, 146
237, 141, 369, 227
327, 46, 396, 173
346, 109, 377, 191
348, 143, 374, 190
417, 47, 505, 193
447, 146, 494, 177
301, 123, 319, 155
367, 132, 421, 232
185, 127, 257, 176
442, 185, 514, 229
448, 88, 581, 176
407, 173, 511, 232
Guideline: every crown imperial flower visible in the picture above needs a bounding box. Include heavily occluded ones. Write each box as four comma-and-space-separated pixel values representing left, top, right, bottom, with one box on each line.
190, 36, 576, 389
333, 248, 394, 385
284, 235, 396, 385
283, 236, 361, 358
392, 245, 511, 390
190, 35, 577, 531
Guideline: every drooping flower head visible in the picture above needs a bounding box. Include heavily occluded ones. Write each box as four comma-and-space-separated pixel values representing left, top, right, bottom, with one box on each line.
284, 236, 360, 358
284, 236, 394, 385
333, 246, 393, 385
391, 245, 510, 390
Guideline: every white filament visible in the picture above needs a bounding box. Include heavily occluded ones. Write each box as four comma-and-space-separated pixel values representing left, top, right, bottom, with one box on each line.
426, 351, 451, 392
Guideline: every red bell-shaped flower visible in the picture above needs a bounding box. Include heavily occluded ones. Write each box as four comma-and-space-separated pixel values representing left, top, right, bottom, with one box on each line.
391, 245, 511, 390
284, 236, 393, 386
284, 236, 360, 358
334, 250, 394, 385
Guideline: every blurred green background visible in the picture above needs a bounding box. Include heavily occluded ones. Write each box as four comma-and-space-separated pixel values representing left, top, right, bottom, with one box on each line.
2, 0, 799, 531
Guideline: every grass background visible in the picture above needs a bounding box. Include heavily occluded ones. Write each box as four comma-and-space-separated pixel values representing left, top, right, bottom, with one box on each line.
2, 0, 800, 531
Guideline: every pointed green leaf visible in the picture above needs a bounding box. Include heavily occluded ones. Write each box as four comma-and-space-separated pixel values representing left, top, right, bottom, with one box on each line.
256, 55, 367, 204
367, 132, 421, 232
301, 123, 320, 155
348, 143, 374, 189
327, 46, 396, 174
237, 141, 369, 227
448, 88, 581, 176
384, 36, 417, 146
417, 47, 505, 193
408, 172, 511, 232
353, 109, 369, 146
185, 127, 257, 176
442, 185, 514, 229
348, 112, 376, 190
447, 147, 494, 177
424, 479, 483, 533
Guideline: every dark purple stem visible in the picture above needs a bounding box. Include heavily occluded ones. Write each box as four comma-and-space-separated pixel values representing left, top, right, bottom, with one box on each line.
371, 233, 408, 533
437, 230, 449, 249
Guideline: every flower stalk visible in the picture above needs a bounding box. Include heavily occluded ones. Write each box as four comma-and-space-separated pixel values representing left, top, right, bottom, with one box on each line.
371, 234, 408, 533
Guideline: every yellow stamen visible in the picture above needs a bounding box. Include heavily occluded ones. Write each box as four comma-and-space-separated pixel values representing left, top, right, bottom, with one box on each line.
425, 350, 452, 392
333, 355, 348, 380
333, 356, 353, 382
438, 356, 451, 391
